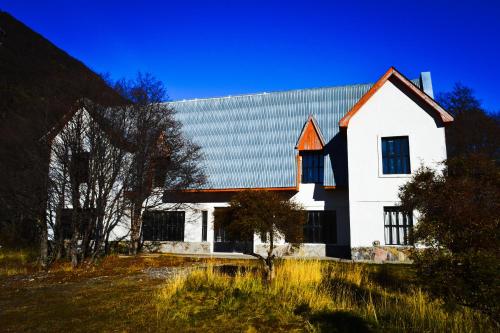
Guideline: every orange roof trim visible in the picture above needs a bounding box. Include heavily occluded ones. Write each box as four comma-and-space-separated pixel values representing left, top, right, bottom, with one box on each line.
339, 67, 454, 128
177, 187, 298, 193
295, 115, 326, 150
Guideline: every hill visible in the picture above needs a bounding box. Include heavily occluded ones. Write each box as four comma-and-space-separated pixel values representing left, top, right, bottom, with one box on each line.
0, 11, 126, 247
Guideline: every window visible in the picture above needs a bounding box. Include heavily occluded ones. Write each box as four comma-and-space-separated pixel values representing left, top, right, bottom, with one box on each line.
303, 211, 336, 243
153, 157, 169, 188
142, 211, 185, 241
59, 208, 95, 240
71, 151, 90, 184
201, 211, 208, 242
301, 151, 324, 184
384, 207, 413, 245
381, 136, 410, 174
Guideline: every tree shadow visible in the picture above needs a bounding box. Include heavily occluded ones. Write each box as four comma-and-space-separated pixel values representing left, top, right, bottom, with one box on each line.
367, 264, 416, 293
213, 264, 258, 277
308, 310, 376, 333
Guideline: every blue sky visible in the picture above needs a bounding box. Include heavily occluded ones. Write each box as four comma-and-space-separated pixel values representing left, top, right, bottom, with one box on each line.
2, 1, 500, 111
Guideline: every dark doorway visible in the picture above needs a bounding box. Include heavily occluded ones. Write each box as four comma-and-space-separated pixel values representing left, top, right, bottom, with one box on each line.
213, 207, 253, 253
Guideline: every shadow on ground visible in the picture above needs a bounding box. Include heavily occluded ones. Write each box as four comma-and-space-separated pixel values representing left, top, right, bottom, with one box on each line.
309, 310, 375, 333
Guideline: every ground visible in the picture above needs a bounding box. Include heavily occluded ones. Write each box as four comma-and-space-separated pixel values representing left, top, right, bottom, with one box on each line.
0, 251, 497, 332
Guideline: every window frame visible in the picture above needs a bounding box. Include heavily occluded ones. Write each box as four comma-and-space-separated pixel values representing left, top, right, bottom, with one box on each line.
71, 151, 90, 184
378, 135, 412, 178
383, 206, 414, 246
302, 210, 337, 244
201, 210, 208, 242
142, 210, 185, 242
300, 150, 325, 184
152, 156, 169, 188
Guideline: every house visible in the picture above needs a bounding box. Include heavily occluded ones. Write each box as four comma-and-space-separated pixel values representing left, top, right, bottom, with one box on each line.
47, 67, 453, 261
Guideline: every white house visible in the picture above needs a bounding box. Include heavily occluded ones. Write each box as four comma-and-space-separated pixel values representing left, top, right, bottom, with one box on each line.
47, 67, 453, 261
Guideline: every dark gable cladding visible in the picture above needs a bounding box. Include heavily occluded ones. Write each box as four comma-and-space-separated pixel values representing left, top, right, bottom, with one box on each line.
169, 80, 421, 190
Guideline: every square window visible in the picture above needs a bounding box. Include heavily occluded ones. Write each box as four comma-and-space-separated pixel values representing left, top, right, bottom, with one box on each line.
302, 210, 336, 244
381, 136, 410, 174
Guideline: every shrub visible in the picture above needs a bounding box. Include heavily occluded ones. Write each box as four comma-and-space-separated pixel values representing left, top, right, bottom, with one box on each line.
400, 155, 500, 321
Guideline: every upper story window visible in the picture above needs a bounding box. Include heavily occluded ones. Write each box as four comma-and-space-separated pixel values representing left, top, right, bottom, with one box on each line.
71, 151, 90, 184
384, 206, 413, 246
301, 151, 324, 184
381, 136, 410, 174
152, 156, 169, 188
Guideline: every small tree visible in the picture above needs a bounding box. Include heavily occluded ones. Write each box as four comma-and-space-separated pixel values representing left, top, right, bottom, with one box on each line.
215, 190, 306, 282
399, 155, 499, 321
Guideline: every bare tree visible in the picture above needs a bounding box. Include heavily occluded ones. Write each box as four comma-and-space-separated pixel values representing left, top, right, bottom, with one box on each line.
113, 73, 206, 255
47, 99, 131, 267
215, 190, 306, 282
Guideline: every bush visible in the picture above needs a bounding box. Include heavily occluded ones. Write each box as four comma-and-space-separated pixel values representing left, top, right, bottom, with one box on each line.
400, 155, 500, 321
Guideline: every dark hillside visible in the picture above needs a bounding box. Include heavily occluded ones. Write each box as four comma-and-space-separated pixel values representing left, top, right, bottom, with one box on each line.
0, 11, 126, 247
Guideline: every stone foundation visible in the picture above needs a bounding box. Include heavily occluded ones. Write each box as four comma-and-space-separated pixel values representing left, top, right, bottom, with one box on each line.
351, 246, 413, 262
143, 241, 211, 255
254, 244, 351, 259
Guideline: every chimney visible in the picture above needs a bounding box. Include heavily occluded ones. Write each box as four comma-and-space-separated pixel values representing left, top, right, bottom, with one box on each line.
419, 72, 434, 98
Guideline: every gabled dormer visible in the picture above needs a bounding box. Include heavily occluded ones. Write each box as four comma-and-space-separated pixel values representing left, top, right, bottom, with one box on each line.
295, 115, 326, 188
295, 115, 325, 151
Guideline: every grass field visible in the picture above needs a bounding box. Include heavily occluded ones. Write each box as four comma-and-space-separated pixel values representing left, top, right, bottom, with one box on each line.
0, 250, 497, 332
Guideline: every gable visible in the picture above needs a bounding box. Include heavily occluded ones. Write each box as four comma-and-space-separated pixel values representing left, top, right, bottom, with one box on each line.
339, 67, 453, 128
295, 116, 325, 150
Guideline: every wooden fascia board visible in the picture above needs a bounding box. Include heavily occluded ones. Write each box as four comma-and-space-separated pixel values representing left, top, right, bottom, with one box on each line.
175, 187, 298, 193
339, 67, 454, 128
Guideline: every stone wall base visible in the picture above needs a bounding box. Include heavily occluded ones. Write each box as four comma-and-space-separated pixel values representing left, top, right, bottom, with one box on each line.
351, 246, 413, 263
254, 244, 351, 259
143, 241, 211, 255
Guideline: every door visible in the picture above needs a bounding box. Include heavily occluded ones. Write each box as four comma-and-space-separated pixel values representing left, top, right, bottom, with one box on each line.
213, 207, 253, 253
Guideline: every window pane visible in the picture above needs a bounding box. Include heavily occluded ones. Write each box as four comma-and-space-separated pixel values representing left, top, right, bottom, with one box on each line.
142, 211, 185, 241
303, 211, 336, 243
381, 137, 410, 174
384, 207, 413, 245
301, 151, 324, 184
202, 211, 207, 242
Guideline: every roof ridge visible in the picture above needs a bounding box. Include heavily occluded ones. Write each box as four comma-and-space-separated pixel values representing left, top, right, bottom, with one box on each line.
167, 81, 379, 104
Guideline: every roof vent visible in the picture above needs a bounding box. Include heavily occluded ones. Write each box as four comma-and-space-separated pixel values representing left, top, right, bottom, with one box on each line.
420, 72, 434, 98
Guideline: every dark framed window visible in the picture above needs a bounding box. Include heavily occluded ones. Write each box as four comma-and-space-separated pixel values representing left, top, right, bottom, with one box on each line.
71, 151, 90, 184
59, 208, 95, 240
381, 136, 410, 174
153, 157, 169, 188
384, 207, 413, 245
201, 211, 208, 242
303, 210, 336, 243
301, 151, 324, 184
142, 211, 185, 241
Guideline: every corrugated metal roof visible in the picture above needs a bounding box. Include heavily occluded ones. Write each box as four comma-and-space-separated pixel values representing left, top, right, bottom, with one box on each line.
169, 79, 421, 189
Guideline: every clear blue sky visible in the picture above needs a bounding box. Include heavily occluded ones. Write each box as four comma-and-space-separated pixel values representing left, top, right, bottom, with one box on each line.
2, 1, 500, 111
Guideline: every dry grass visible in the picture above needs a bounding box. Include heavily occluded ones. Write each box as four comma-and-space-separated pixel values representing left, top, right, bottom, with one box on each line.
156, 260, 497, 332
1, 249, 497, 332
0, 248, 35, 276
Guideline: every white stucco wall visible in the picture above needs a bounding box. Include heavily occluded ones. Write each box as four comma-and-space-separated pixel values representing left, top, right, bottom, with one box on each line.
47, 107, 131, 241
346, 80, 447, 247
144, 183, 350, 256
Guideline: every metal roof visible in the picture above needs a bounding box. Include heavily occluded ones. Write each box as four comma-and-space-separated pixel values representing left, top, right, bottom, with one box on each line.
169, 79, 421, 189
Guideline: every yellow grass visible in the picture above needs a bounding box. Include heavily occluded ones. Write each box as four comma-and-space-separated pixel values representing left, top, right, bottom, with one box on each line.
156, 259, 497, 332
0, 249, 35, 276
